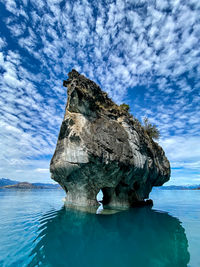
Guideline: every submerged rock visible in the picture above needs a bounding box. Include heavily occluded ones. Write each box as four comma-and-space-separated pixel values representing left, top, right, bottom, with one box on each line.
50, 69, 170, 208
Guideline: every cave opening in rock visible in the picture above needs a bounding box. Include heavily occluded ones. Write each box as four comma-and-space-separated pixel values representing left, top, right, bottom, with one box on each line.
96, 189, 103, 203
96, 190, 104, 214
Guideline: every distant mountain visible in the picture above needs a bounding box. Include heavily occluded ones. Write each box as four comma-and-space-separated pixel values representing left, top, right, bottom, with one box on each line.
0, 178, 19, 187
32, 183, 61, 189
3, 182, 39, 189
0, 178, 61, 189
158, 185, 200, 190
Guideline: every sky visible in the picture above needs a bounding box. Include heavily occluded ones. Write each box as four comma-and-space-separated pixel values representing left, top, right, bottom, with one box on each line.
0, 0, 199, 185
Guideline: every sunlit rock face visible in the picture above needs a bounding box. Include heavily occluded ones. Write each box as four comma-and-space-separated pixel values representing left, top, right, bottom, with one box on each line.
50, 69, 170, 208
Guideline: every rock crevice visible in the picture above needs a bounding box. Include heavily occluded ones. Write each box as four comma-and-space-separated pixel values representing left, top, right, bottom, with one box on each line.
50, 69, 170, 208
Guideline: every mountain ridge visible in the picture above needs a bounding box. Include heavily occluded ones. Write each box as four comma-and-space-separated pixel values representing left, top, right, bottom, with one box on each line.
0, 178, 61, 189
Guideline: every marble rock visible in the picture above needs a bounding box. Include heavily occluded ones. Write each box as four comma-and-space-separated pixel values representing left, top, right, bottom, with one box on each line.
50, 70, 170, 208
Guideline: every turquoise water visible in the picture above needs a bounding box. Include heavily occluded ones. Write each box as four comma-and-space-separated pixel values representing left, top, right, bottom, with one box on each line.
0, 189, 199, 267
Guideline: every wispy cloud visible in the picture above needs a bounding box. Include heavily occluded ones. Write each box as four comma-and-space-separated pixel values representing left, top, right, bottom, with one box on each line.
0, 0, 199, 183
160, 136, 200, 185
35, 168, 49, 173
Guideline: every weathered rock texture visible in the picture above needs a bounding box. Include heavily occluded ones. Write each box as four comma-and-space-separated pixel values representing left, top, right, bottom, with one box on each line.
50, 70, 170, 208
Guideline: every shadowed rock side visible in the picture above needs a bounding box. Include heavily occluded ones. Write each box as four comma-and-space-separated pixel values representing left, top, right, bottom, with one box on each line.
50, 69, 170, 208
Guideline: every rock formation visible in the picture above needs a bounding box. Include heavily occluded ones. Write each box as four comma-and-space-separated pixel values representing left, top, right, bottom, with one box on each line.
50, 69, 170, 208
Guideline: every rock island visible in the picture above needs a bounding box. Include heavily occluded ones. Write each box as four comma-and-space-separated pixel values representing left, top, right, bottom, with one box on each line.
50, 70, 170, 208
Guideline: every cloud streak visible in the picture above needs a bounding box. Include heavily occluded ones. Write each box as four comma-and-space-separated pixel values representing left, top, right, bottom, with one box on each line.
0, 0, 199, 183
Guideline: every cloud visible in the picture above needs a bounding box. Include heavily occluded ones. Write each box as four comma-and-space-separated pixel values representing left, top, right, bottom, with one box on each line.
35, 168, 49, 173
0, 0, 199, 183
0, 37, 7, 50
0, 49, 62, 182
160, 136, 200, 162
160, 135, 200, 185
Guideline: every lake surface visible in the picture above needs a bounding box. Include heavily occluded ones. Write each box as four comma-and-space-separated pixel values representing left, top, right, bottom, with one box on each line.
0, 188, 199, 267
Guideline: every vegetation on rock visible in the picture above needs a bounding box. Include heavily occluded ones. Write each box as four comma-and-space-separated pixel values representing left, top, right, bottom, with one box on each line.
143, 117, 160, 140
119, 103, 130, 112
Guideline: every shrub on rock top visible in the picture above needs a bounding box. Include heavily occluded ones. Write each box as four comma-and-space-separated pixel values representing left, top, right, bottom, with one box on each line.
143, 117, 160, 140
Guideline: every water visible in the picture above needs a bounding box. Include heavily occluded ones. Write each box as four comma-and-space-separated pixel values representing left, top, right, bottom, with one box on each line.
0, 189, 199, 267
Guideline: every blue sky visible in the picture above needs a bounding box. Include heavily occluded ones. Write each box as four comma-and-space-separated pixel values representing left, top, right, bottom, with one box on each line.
0, 0, 199, 185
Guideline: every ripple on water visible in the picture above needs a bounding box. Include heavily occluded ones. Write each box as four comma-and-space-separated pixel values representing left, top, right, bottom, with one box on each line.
27, 206, 190, 267
1, 189, 200, 267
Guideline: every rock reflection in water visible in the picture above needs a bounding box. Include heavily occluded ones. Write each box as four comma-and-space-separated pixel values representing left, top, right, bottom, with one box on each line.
29, 207, 190, 267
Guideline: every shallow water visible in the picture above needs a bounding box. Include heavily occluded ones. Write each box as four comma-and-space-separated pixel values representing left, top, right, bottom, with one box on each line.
0, 188, 199, 267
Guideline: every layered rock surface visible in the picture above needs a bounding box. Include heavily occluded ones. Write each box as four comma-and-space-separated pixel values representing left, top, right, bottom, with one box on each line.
50, 70, 170, 208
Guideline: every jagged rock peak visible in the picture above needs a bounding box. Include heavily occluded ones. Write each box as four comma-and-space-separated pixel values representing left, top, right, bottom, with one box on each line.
63, 69, 131, 119
50, 69, 170, 209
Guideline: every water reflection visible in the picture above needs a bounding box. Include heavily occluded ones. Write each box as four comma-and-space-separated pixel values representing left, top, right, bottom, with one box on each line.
29, 207, 190, 267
